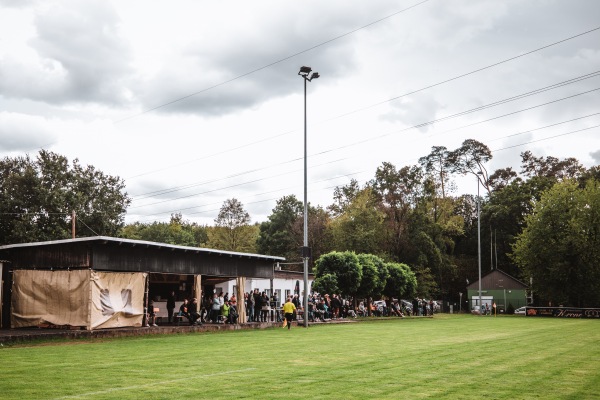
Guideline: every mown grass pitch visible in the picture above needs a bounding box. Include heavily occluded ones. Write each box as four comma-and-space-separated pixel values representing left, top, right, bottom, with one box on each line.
0, 315, 598, 399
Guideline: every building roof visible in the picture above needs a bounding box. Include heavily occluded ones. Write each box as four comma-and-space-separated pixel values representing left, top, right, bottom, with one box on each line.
0, 236, 284, 261
0, 236, 284, 278
467, 269, 528, 291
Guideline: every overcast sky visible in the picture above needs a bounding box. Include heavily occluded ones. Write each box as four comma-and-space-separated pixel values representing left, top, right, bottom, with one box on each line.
1, 0, 599, 226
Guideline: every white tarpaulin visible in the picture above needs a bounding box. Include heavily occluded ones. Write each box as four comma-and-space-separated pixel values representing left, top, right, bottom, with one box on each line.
12, 269, 146, 330
90, 271, 146, 329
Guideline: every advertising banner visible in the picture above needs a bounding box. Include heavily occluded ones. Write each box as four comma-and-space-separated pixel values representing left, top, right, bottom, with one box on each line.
525, 307, 600, 318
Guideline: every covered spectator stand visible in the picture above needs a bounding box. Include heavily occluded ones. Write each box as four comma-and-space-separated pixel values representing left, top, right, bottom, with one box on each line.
0, 237, 283, 330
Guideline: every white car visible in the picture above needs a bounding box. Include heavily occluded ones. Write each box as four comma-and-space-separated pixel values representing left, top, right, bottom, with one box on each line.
471, 305, 482, 315
514, 306, 527, 315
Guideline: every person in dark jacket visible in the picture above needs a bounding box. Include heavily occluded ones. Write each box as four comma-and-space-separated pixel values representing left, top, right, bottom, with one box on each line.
167, 291, 176, 324
253, 289, 262, 322
188, 298, 202, 325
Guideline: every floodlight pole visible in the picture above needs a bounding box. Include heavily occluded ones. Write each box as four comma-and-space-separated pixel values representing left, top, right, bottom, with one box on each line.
298, 66, 319, 328
477, 175, 482, 314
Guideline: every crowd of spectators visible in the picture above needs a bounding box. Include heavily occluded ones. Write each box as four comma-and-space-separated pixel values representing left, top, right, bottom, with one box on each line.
158, 290, 437, 326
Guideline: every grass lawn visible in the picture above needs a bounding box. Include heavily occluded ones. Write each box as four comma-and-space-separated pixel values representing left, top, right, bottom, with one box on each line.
0, 315, 598, 399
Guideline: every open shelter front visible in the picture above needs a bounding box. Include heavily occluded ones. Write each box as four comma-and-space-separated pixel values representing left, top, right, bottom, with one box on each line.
0, 236, 283, 330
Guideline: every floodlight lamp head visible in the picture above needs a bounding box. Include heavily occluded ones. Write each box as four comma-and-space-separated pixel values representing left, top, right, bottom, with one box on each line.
309, 72, 320, 81
299, 66, 312, 76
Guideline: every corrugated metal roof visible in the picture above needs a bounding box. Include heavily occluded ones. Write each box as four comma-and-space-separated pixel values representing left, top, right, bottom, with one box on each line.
0, 236, 285, 261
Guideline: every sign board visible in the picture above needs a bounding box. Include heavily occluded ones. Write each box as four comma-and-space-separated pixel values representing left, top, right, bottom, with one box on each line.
525, 307, 600, 318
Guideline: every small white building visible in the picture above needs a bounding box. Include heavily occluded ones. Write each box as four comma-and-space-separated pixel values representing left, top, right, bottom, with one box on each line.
216, 269, 314, 308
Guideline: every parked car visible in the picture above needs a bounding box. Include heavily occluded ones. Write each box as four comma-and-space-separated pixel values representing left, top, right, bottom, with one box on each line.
372, 300, 387, 315
400, 299, 413, 314
514, 306, 527, 315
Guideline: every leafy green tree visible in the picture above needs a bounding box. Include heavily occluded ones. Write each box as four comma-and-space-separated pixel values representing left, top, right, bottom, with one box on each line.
313, 251, 362, 297
119, 213, 207, 246
206, 198, 257, 252
329, 188, 385, 254
0, 150, 130, 245
520, 150, 584, 180
512, 179, 600, 307
356, 254, 385, 300
447, 139, 492, 194
384, 262, 417, 300
370, 162, 423, 260
311, 274, 339, 295
257, 195, 303, 260
419, 145, 452, 198
328, 178, 361, 217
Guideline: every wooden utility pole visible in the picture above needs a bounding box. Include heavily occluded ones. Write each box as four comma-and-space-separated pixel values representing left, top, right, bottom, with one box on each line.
71, 210, 76, 239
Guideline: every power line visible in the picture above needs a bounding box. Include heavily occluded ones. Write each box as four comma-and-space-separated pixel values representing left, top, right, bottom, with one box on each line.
129, 72, 599, 202
130, 87, 599, 210
114, 0, 431, 123
133, 171, 367, 221
131, 121, 599, 221
491, 124, 600, 152
122, 25, 600, 181
130, 111, 600, 219
318, 26, 600, 122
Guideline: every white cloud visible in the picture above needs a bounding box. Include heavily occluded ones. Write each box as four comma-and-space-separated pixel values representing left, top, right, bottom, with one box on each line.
1, 0, 599, 226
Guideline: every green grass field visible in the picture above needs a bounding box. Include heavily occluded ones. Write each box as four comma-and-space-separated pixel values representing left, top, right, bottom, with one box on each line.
1, 315, 598, 399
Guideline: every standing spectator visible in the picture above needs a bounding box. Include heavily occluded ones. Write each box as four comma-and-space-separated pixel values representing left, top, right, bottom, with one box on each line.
228, 301, 238, 324
292, 294, 301, 320
210, 293, 221, 323
331, 294, 341, 319
413, 298, 419, 316
283, 297, 296, 330
147, 297, 157, 327
246, 292, 254, 323
253, 289, 262, 322
422, 300, 428, 317
261, 292, 270, 322
166, 291, 176, 324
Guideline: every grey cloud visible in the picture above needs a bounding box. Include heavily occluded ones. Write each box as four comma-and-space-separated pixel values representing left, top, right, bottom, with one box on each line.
380, 92, 443, 132
135, 1, 405, 116
0, 0, 133, 106
490, 132, 534, 175
0, 112, 57, 152
0, 0, 37, 8
590, 150, 600, 164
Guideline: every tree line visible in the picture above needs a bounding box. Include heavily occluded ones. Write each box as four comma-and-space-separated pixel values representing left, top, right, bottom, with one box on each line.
1, 140, 599, 307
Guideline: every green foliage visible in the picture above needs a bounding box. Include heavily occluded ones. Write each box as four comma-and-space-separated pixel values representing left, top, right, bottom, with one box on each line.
356, 254, 385, 299
512, 179, 600, 307
311, 273, 339, 295
206, 198, 257, 252
328, 188, 385, 254
256, 195, 303, 260
314, 251, 362, 297
0, 150, 130, 245
119, 213, 207, 247
384, 262, 417, 299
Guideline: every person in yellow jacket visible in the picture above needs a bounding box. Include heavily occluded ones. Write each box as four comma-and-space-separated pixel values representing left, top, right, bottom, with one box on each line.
283, 297, 296, 330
